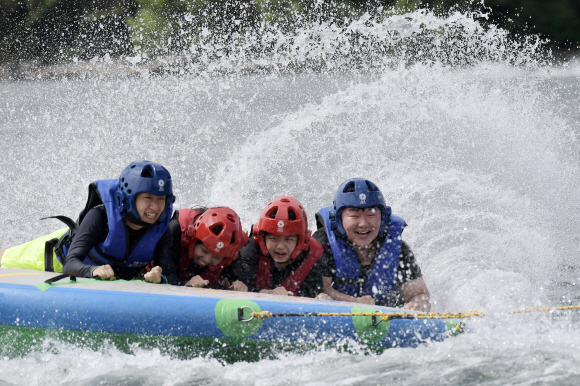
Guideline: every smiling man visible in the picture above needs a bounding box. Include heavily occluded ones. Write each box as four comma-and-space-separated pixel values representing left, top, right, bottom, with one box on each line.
313, 178, 431, 311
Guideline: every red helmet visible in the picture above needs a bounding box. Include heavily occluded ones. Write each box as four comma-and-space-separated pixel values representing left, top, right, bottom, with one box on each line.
252, 196, 311, 260
183, 207, 248, 271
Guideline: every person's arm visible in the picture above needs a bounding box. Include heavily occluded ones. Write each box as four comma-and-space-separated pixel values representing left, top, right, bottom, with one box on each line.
63, 207, 112, 279
398, 241, 430, 311
207, 263, 248, 292
234, 237, 261, 292
322, 276, 374, 304
150, 226, 178, 284
400, 277, 430, 311
297, 257, 329, 299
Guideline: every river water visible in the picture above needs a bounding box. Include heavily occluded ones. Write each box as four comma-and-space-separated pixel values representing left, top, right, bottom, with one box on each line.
1, 8, 580, 386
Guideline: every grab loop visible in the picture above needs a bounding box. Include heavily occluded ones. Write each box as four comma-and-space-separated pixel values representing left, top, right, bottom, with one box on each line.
238, 306, 258, 323
44, 274, 76, 285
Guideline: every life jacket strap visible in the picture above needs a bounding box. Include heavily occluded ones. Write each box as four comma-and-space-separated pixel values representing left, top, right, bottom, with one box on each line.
41, 215, 78, 266
40, 215, 78, 232
43, 237, 59, 272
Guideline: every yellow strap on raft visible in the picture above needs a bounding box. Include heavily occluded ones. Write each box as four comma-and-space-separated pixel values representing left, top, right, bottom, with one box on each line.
250, 305, 580, 322
250, 310, 485, 321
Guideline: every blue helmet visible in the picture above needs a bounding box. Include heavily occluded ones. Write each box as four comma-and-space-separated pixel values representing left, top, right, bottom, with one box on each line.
114, 160, 175, 224
329, 178, 391, 238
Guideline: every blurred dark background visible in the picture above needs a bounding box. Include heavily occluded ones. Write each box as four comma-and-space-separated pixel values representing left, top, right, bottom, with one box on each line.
0, 0, 577, 64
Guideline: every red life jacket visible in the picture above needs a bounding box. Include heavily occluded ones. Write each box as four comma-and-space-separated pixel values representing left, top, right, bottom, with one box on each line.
177, 208, 225, 285
253, 238, 323, 294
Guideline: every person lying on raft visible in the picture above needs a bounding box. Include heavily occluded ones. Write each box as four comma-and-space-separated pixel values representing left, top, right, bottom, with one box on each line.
313, 178, 431, 311
143, 206, 249, 290
0, 160, 176, 284
235, 196, 331, 299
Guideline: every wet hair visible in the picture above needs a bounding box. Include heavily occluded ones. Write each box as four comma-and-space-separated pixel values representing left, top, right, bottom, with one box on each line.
268, 208, 297, 220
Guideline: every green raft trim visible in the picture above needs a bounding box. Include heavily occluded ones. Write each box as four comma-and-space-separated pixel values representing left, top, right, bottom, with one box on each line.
351, 306, 390, 344
0, 325, 386, 364
33, 278, 130, 291
215, 299, 263, 338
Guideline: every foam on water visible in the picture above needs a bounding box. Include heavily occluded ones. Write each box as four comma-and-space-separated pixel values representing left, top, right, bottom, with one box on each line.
1, 6, 580, 385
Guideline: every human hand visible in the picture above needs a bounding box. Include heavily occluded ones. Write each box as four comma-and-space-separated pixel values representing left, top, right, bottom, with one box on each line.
230, 280, 248, 292
356, 295, 375, 305
143, 266, 162, 284
185, 275, 209, 288
261, 287, 294, 296
315, 293, 332, 300
92, 265, 116, 280
403, 300, 429, 311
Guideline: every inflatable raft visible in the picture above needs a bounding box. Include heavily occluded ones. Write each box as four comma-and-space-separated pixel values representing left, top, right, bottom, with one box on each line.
0, 267, 461, 361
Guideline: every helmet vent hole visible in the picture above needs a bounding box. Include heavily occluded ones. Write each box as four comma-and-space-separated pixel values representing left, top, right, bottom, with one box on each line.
268, 207, 278, 219
211, 225, 223, 236
212, 212, 218, 217
280, 198, 290, 203
226, 214, 235, 223
344, 182, 356, 193
230, 232, 236, 244
287, 209, 297, 221
124, 183, 128, 187
130, 164, 136, 169
365, 181, 376, 191
141, 165, 154, 178
127, 189, 132, 194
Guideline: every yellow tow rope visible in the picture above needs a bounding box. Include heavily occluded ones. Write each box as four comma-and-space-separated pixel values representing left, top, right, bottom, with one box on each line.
242, 305, 580, 334
249, 305, 580, 322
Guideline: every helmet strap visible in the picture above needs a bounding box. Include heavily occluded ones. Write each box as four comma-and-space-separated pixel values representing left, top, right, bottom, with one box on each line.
124, 213, 156, 229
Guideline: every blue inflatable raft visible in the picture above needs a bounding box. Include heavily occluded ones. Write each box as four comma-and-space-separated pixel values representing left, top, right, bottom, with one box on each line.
0, 268, 461, 361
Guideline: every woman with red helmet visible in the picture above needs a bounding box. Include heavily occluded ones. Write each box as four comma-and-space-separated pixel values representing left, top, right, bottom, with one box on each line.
235, 196, 331, 299
146, 206, 249, 290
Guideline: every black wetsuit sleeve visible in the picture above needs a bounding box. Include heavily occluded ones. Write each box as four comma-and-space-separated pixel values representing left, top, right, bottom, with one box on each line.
235, 237, 261, 292
62, 207, 108, 278
296, 257, 325, 298
204, 263, 236, 290
397, 241, 422, 284
153, 227, 178, 285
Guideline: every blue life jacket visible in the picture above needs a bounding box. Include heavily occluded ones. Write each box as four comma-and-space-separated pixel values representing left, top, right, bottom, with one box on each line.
58, 179, 172, 275
317, 206, 405, 305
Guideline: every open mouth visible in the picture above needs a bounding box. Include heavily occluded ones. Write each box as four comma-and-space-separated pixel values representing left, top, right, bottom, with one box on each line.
195, 258, 208, 267
144, 212, 157, 220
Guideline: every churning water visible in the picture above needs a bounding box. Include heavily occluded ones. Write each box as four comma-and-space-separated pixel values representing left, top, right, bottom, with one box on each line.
1, 7, 580, 385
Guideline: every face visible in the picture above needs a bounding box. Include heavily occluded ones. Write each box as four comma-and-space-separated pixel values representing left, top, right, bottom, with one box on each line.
341, 207, 381, 247
134, 193, 167, 224
193, 242, 225, 267
264, 234, 299, 266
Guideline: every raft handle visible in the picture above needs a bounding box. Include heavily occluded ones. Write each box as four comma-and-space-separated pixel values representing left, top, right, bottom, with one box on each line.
238, 306, 255, 323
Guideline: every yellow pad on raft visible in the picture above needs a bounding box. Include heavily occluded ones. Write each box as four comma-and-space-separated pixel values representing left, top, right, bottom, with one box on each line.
1, 228, 67, 272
